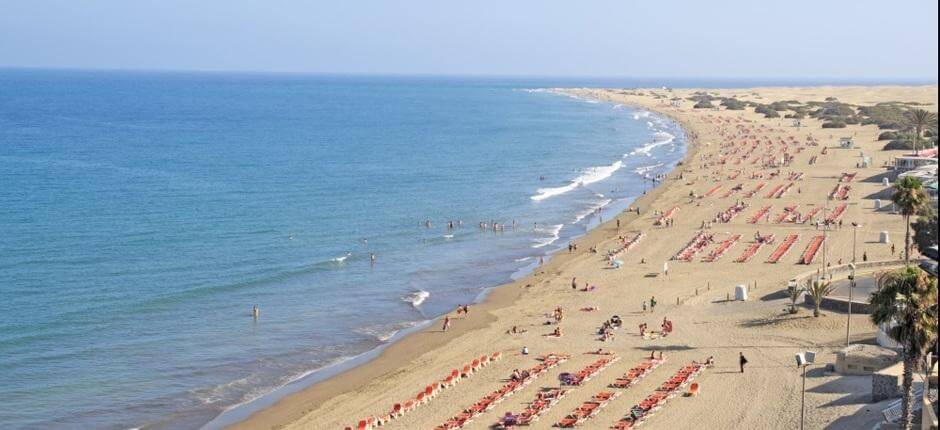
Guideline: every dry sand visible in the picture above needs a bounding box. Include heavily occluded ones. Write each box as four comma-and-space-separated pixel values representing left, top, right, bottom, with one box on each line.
227, 85, 938, 430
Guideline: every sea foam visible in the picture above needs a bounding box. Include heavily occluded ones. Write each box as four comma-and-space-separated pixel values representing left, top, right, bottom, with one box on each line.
531, 160, 623, 201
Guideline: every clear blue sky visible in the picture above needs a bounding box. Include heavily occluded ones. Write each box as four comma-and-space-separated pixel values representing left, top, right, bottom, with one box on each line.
2, 0, 937, 79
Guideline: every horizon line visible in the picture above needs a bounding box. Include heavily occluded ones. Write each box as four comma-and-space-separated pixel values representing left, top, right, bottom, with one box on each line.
1, 65, 938, 85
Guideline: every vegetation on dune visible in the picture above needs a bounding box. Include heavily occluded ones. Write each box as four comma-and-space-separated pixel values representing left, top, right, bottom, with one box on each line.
869, 267, 938, 430
688, 92, 717, 109
720, 98, 747, 110
858, 103, 910, 130
693, 100, 715, 109
754, 104, 780, 118
879, 131, 899, 141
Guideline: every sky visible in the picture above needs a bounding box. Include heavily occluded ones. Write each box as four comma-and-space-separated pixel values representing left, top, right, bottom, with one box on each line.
1, 0, 937, 79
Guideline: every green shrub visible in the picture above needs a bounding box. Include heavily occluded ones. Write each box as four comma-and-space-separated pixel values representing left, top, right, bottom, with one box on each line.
822, 120, 847, 128
693, 100, 715, 109
878, 131, 899, 141
720, 98, 747, 110
754, 104, 780, 118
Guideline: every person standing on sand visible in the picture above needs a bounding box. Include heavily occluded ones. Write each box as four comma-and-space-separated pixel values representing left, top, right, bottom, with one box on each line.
650, 296, 657, 312
443, 316, 451, 332
739, 352, 748, 373
663, 261, 669, 276
571, 277, 577, 290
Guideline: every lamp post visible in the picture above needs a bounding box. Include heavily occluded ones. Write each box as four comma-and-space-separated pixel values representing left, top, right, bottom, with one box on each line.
847, 222, 860, 347
846, 263, 856, 347
851, 222, 859, 263
796, 351, 816, 430
801, 362, 807, 430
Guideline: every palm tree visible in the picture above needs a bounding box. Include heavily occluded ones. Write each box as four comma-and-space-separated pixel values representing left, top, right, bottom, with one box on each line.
869, 267, 939, 430
891, 176, 928, 264
905, 109, 936, 153
787, 284, 804, 314
806, 279, 832, 317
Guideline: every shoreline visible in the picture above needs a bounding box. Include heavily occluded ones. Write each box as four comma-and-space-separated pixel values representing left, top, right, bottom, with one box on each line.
219, 96, 698, 430
220, 84, 936, 430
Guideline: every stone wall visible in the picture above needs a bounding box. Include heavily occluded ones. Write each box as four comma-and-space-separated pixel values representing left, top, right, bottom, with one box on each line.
873, 362, 904, 402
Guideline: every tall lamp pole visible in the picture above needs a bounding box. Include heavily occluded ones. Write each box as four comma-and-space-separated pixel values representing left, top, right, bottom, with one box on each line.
846, 222, 860, 347
847, 263, 856, 347
801, 362, 807, 430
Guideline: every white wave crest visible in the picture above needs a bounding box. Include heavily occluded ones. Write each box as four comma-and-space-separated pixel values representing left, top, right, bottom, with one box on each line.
573, 198, 613, 224
625, 132, 676, 158
401, 290, 430, 308
531, 160, 623, 201
330, 253, 352, 263
532, 224, 563, 248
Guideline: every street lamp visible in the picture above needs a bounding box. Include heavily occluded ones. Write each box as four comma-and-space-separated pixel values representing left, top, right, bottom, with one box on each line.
846, 263, 856, 347
851, 222, 860, 264
796, 351, 817, 430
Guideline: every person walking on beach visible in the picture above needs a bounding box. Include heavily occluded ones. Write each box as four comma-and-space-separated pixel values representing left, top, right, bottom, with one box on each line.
650, 296, 657, 312
571, 277, 577, 290
739, 352, 748, 373
442, 316, 451, 332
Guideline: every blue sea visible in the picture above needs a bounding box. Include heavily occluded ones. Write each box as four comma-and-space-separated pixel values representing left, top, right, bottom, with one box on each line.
0, 70, 690, 429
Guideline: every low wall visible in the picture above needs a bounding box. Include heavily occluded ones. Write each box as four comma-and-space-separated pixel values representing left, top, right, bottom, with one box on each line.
797, 260, 907, 314
791, 259, 907, 285
873, 362, 904, 402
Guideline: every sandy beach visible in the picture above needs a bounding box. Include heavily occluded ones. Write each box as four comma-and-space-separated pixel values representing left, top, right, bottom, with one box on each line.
227, 85, 938, 430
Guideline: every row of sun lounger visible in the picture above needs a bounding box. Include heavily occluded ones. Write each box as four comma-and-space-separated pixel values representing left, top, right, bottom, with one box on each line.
434, 354, 568, 430
748, 205, 772, 224
609, 358, 664, 389
771, 182, 794, 198
826, 203, 847, 223
721, 183, 743, 198
673, 231, 714, 262
766, 233, 799, 263
702, 234, 741, 262
774, 205, 798, 223
349, 352, 504, 429
714, 202, 748, 223
828, 183, 850, 200
654, 207, 679, 226
798, 206, 822, 224
610, 362, 707, 429
703, 184, 723, 197
560, 356, 620, 386
608, 232, 644, 261
744, 182, 766, 198
787, 171, 804, 181
556, 391, 622, 427
763, 183, 784, 199
495, 388, 570, 428
799, 235, 826, 264
734, 234, 774, 263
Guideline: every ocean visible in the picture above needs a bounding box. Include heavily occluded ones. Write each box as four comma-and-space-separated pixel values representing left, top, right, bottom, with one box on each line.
0, 70, 687, 429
